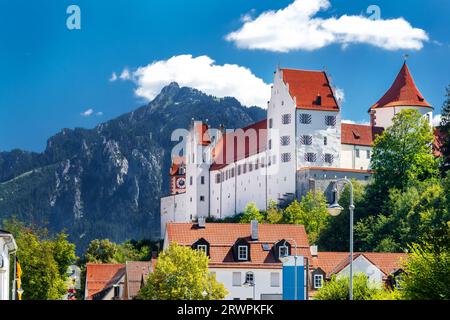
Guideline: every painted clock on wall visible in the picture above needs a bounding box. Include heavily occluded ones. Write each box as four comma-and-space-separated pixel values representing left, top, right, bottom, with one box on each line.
176, 177, 186, 189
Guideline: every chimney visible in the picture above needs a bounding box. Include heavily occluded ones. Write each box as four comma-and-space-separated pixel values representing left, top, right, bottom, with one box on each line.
310, 245, 318, 257
251, 220, 259, 240
198, 216, 206, 228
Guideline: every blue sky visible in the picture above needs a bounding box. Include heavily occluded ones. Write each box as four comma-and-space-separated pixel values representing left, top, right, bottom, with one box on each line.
0, 0, 449, 152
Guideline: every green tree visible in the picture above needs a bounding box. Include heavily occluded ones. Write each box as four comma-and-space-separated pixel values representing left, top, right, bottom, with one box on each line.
240, 202, 264, 223
285, 192, 329, 243
371, 109, 438, 193
401, 241, 450, 300
440, 85, 450, 174
265, 201, 284, 224
317, 181, 366, 251
355, 180, 450, 252
138, 243, 227, 300
1, 219, 76, 300
314, 273, 387, 300
84, 239, 119, 263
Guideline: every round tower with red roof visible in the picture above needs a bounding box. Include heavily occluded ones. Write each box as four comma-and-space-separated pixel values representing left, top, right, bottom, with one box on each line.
369, 62, 433, 128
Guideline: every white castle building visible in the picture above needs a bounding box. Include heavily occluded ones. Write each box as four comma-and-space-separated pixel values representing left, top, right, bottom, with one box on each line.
160, 63, 433, 237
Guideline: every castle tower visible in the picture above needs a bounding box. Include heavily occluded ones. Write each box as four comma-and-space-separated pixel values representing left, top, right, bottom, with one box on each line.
369, 62, 433, 128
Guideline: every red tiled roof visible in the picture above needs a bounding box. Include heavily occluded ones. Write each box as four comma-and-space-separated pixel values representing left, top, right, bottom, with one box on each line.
281, 68, 339, 112
313, 252, 408, 277
370, 63, 432, 111
341, 123, 384, 146
125, 261, 152, 300
166, 223, 311, 268
169, 156, 186, 176
196, 123, 211, 146
210, 119, 267, 171
434, 128, 446, 157
85, 263, 125, 300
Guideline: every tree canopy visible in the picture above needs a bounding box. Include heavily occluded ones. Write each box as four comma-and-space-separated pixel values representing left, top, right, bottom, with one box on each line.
138, 243, 227, 300
1, 218, 76, 300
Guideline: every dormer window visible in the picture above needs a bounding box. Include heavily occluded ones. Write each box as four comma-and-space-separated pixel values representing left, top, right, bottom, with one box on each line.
238, 245, 248, 261
192, 238, 210, 257
314, 274, 324, 289
197, 244, 208, 254
279, 245, 289, 258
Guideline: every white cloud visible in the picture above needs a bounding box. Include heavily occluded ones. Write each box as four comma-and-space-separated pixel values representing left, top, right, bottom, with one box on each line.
226, 0, 429, 52
81, 108, 103, 117
334, 87, 345, 104
342, 119, 370, 126
127, 54, 271, 107
433, 114, 442, 127
109, 72, 118, 82
119, 68, 131, 80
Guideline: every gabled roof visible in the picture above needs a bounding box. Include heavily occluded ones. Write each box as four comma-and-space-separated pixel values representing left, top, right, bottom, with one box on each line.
312, 252, 408, 278
370, 63, 432, 111
85, 263, 125, 300
125, 261, 152, 300
210, 119, 267, 171
281, 68, 339, 112
166, 223, 311, 268
341, 123, 384, 146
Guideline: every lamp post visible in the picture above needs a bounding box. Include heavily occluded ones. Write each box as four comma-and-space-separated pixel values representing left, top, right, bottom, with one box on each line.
327, 178, 354, 301
243, 276, 256, 300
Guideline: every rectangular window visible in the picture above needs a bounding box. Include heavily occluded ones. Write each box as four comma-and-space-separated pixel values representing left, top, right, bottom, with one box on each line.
282, 114, 292, 125
249, 163, 253, 172
215, 174, 221, 184
299, 113, 312, 124
243, 164, 247, 174
280, 136, 291, 146
324, 137, 328, 146
356, 149, 360, 158
197, 244, 207, 254
231, 168, 235, 178
314, 275, 324, 289
200, 196, 205, 202
270, 273, 280, 287
189, 176, 193, 185
232, 272, 242, 287
279, 246, 289, 258
269, 118, 273, 129
255, 160, 259, 170
269, 139, 272, 150
325, 115, 337, 126
245, 272, 254, 284
238, 245, 248, 261
300, 135, 313, 145
366, 150, 371, 159
201, 176, 205, 185
305, 153, 317, 163
237, 165, 241, 176
281, 153, 291, 163
324, 153, 334, 164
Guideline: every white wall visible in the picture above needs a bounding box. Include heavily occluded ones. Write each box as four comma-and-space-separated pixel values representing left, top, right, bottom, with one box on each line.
373, 106, 432, 129
337, 255, 384, 287
341, 144, 372, 170
210, 153, 267, 219
160, 193, 187, 239
0, 237, 11, 300
266, 69, 297, 204
211, 267, 282, 300
296, 109, 341, 170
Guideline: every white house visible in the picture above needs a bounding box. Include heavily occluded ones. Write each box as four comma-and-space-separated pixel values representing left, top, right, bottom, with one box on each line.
160, 62, 434, 237
0, 230, 17, 300
164, 221, 312, 300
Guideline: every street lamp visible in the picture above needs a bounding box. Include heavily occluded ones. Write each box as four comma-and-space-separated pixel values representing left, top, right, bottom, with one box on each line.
243, 276, 256, 300
327, 178, 354, 300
